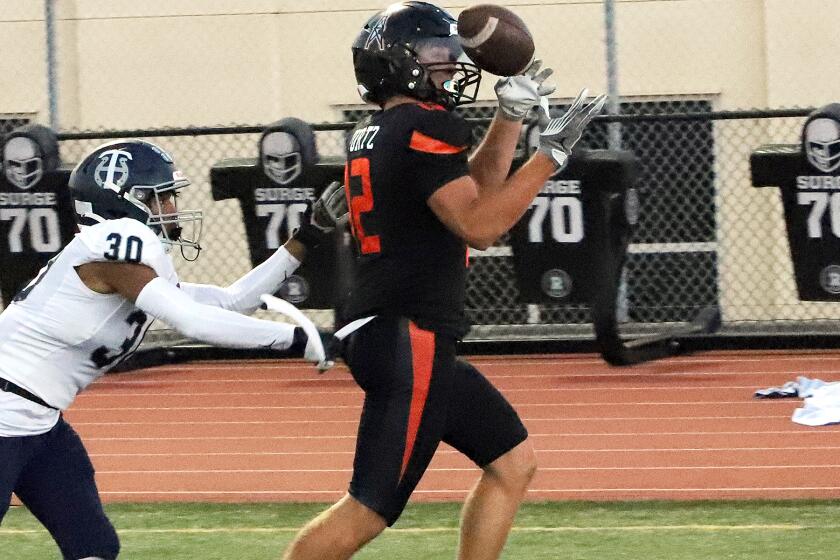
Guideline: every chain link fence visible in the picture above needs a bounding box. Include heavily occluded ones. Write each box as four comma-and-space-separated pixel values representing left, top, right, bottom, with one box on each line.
2, 1, 837, 346
1, 119, 32, 139
12, 105, 825, 346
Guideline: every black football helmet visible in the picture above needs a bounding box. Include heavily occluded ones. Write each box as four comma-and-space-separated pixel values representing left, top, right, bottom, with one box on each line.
69, 139, 203, 259
352, 1, 481, 109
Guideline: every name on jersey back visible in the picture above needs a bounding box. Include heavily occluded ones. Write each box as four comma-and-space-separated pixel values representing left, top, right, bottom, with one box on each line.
349, 126, 380, 152
0, 192, 58, 206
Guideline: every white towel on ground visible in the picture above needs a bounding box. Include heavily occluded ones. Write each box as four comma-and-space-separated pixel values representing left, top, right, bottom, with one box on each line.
792, 378, 840, 426
756, 376, 840, 426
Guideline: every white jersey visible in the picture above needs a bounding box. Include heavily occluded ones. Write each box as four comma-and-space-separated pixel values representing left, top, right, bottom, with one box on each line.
0, 218, 177, 436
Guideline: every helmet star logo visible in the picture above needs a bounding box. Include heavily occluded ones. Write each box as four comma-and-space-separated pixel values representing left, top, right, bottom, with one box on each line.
364, 15, 389, 50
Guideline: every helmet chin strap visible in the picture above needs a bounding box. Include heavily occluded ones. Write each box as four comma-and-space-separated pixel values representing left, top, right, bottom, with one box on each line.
160, 221, 202, 261
157, 230, 201, 261
180, 243, 201, 262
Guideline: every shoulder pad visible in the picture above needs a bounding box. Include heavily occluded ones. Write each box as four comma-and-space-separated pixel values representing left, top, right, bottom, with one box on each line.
407, 106, 472, 154
75, 219, 168, 273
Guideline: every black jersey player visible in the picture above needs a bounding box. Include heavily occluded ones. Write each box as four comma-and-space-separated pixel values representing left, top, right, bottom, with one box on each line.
282, 3, 605, 559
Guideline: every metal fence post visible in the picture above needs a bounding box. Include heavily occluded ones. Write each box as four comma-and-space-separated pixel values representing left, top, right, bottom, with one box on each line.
45, 0, 59, 130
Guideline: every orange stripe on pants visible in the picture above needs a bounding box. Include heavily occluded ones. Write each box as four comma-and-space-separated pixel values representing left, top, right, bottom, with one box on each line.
401, 322, 435, 479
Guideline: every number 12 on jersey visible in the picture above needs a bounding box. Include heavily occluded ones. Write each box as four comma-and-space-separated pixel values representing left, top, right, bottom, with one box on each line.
346, 158, 381, 254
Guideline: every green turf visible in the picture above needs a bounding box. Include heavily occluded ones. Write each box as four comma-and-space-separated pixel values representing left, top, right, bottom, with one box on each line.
3, 500, 840, 559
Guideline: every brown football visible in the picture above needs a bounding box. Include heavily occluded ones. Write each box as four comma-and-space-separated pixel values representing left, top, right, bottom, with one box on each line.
457, 4, 535, 76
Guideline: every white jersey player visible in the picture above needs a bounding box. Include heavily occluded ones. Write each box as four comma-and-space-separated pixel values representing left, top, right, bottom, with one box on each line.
0, 139, 347, 560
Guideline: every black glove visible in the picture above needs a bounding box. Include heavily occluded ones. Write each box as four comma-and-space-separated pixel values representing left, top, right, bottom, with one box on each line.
292, 181, 347, 250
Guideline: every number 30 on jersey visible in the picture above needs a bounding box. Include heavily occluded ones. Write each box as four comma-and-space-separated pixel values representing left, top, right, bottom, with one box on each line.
104, 233, 144, 263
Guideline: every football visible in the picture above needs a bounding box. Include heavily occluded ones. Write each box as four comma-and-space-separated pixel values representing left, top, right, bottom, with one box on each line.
457, 4, 535, 76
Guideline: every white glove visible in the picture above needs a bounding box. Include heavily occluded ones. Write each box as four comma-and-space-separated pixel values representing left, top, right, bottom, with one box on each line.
311, 180, 348, 233
494, 59, 556, 121
537, 89, 606, 169
303, 331, 335, 373
260, 294, 334, 372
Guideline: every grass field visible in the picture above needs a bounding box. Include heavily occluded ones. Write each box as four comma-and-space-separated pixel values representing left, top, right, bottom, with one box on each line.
3, 500, 840, 559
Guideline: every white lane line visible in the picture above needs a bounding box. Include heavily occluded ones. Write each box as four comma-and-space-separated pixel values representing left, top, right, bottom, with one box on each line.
92, 465, 840, 474
85, 446, 840, 457
72, 385, 787, 396
69, 415, 795, 427
78, 430, 840, 441
88, 486, 840, 496
87, 451, 359, 457
130, 353, 840, 372
111, 367, 840, 378
524, 487, 840, 494
66, 402, 796, 411
475, 355, 840, 365
85, 370, 840, 384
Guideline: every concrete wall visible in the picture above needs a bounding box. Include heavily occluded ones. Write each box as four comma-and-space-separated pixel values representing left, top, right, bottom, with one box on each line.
2, 0, 838, 128
2, 0, 839, 322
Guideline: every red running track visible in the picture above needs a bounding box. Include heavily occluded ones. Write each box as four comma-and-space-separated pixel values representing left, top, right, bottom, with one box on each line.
60, 350, 840, 503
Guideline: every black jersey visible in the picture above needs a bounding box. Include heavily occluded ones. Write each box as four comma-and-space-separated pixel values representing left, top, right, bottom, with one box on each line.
343, 102, 473, 337
752, 146, 840, 301
0, 169, 76, 307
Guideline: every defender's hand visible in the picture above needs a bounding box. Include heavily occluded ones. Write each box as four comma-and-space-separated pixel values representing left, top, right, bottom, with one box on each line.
304, 331, 335, 373
261, 294, 334, 372
537, 89, 606, 169
292, 181, 348, 250
311, 181, 348, 233
494, 59, 556, 121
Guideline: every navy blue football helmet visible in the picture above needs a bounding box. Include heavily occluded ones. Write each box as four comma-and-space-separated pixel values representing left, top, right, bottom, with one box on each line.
69, 140, 203, 258
352, 1, 481, 109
